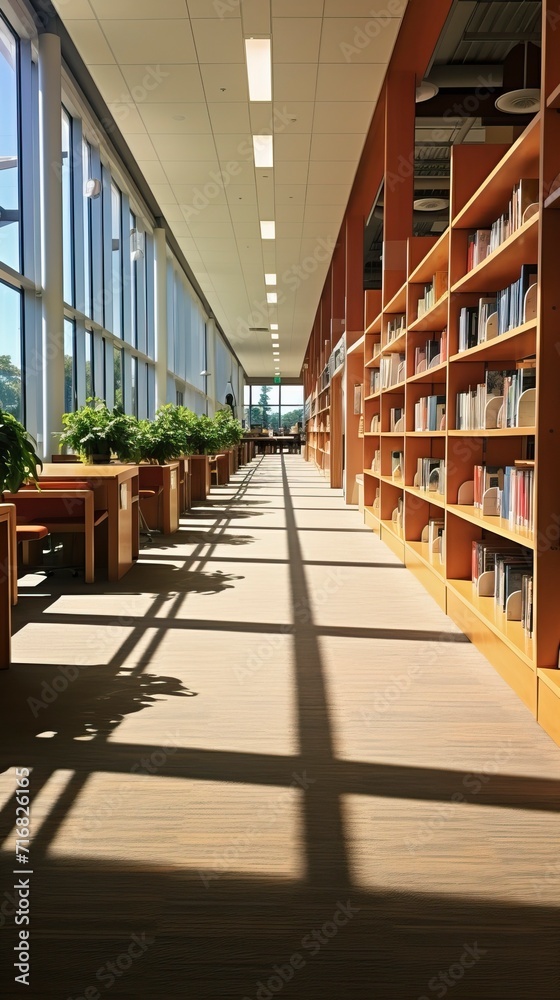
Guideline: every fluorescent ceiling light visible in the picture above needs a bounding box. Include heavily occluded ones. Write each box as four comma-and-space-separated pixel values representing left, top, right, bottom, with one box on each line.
253, 135, 273, 168
265, 273, 276, 286
267, 292, 277, 304
271, 333, 279, 339
245, 38, 272, 102
270, 323, 278, 330
260, 220, 275, 240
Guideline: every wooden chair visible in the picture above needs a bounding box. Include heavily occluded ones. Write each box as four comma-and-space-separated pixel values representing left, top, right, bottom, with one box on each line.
5, 482, 108, 583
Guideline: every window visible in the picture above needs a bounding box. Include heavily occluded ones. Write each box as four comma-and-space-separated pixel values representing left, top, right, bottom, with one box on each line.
64, 317, 76, 412
176, 389, 184, 406
0, 15, 20, 272
114, 345, 123, 407
131, 356, 138, 416
83, 140, 92, 318
111, 181, 122, 337
244, 385, 304, 430
61, 108, 74, 306
85, 330, 93, 399
0, 280, 22, 420
130, 210, 138, 348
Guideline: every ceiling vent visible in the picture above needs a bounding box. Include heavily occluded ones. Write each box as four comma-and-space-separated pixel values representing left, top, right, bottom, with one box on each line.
249, 327, 269, 332
413, 197, 449, 212
495, 42, 540, 115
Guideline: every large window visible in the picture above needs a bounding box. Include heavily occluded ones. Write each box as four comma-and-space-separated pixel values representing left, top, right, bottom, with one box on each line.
82, 139, 92, 318
243, 384, 304, 431
61, 108, 74, 306
64, 317, 76, 412
0, 14, 20, 272
111, 181, 122, 337
0, 279, 22, 420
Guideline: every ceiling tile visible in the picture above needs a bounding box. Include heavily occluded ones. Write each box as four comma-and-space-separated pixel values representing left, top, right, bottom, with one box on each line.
320, 16, 400, 63
307, 160, 357, 185
228, 202, 259, 222
123, 133, 159, 161
188, 222, 235, 239
219, 159, 255, 184
313, 102, 372, 133
275, 203, 305, 223
213, 134, 253, 161
272, 0, 324, 15
154, 134, 218, 161
273, 64, 317, 103
208, 103, 251, 133
272, 103, 314, 134
100, 20, 197, 64
248, 104, 276, 134
240, 0, 271, 34
274, 161, 309, 185
275, 185, 307, 206
187, 0, 241, 17
88, 64, 131, 103
163, 160, 220, 185
324, 0, 407, 15
232, 221, 261, 239
137, 160, 169, 185
272, 18, 321, 62
276, 222, 304, 238
315, 64, 385, 102
53, 0, 94, 16
64, 20, 115, 62
226, 185, 258, 206
181, 205, 232, 225
160, 204, 186, 222
310, 132, 365, 161
92, 0, 188, 16
108, 103, 146, 133
138, 104, 212, 134
121, 64, 205, 104
303, 206, 345, 225
150, 183, 177, 204
274, 133, 311, 161
200, 64, 249, 103
176, 187, 228, 212
191, 19, 245, 63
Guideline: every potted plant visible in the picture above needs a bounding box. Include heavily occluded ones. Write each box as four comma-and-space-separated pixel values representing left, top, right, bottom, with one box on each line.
0, 408, 42, 494
214, 410, 243, 474
137, 404, 189, 465
107, 409, 142, 464
136, 406, 187, 535
59, 398, 113, 464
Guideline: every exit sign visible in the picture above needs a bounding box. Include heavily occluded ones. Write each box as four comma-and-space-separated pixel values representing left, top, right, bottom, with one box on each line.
274, 375, 281, 384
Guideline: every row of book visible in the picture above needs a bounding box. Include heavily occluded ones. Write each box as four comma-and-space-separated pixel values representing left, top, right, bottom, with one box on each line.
472, 462, 534, 533
426, 518, 445, 564
390, 407, 404, 432
413, 332, 447, 373
466, 178, 538, 271
415, 457, 445, 495
414, 395, 446, 432
471, 540, 533, 632
386, 314, 405, 345
416, 271, 448, 318
455, 364, 536, 430
370, 413, 380, 433
380, 353, 405, 389
457, 264, 537, 351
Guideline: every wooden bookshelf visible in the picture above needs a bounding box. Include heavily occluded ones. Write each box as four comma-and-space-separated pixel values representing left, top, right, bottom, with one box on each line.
304, 1, 560, 749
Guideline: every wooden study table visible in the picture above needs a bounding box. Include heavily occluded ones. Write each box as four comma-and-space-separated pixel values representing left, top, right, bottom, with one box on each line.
242, 435, 299, 455
39, 464, 139, 581
0, 505, 14, 668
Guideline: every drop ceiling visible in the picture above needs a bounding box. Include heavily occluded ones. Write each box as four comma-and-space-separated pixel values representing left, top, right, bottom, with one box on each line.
52, 0, 408, 377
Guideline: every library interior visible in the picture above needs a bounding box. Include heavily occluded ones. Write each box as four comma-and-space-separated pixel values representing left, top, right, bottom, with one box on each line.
0, 0, 559, 997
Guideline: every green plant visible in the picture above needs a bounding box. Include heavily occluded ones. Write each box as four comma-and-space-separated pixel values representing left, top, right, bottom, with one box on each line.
0, 408, 42, 493
184, 413, 224, 455
137, 404, 189, 465
213, 409, 243, 448
107, 408, 142, 463
59, 398, 113, 463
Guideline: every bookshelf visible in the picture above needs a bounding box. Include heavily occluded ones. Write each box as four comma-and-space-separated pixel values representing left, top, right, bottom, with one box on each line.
303, 1, 560, 749
355, 8, 560, 746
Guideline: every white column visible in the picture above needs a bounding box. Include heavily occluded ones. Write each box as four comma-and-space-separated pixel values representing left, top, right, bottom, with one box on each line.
154, 227, 168, 410
38, 31, 64, 460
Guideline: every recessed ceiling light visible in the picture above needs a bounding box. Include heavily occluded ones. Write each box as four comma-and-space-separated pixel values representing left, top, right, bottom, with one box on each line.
253, 135, 273, 168
265, 273, 276, 286
245, 38, 272, 102
271, 333, 279, 339
267, 292, 277, 303
260, 220, 275, 239
270, 323, 278, 330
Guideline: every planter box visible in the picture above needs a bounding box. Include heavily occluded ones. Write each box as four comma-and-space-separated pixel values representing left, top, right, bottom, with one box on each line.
190, 455, 210, 501
178, 457, 191, 513
228, 448, 235, 478
139, 462, 180, 534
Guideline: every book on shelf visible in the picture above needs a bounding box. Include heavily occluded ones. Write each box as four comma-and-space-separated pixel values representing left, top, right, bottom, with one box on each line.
415, 457, 445, 494
416, 271, 448, 318
458, 265, 538, 353
369, 369, 381, 394
454, 364, 535, 430
371, 449, 380, 472
370, 413, 380, 433
427, 517, 445, 557
466, 180, 538, 272
390, 407, 404, 432
473, 465, 504, 510
386, 314, 405, 344
501, 463, 534, 532
380, 353, 405, 388
470, 540, 533, 627
413, 331, 447, 374
414, 394, 446, 432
